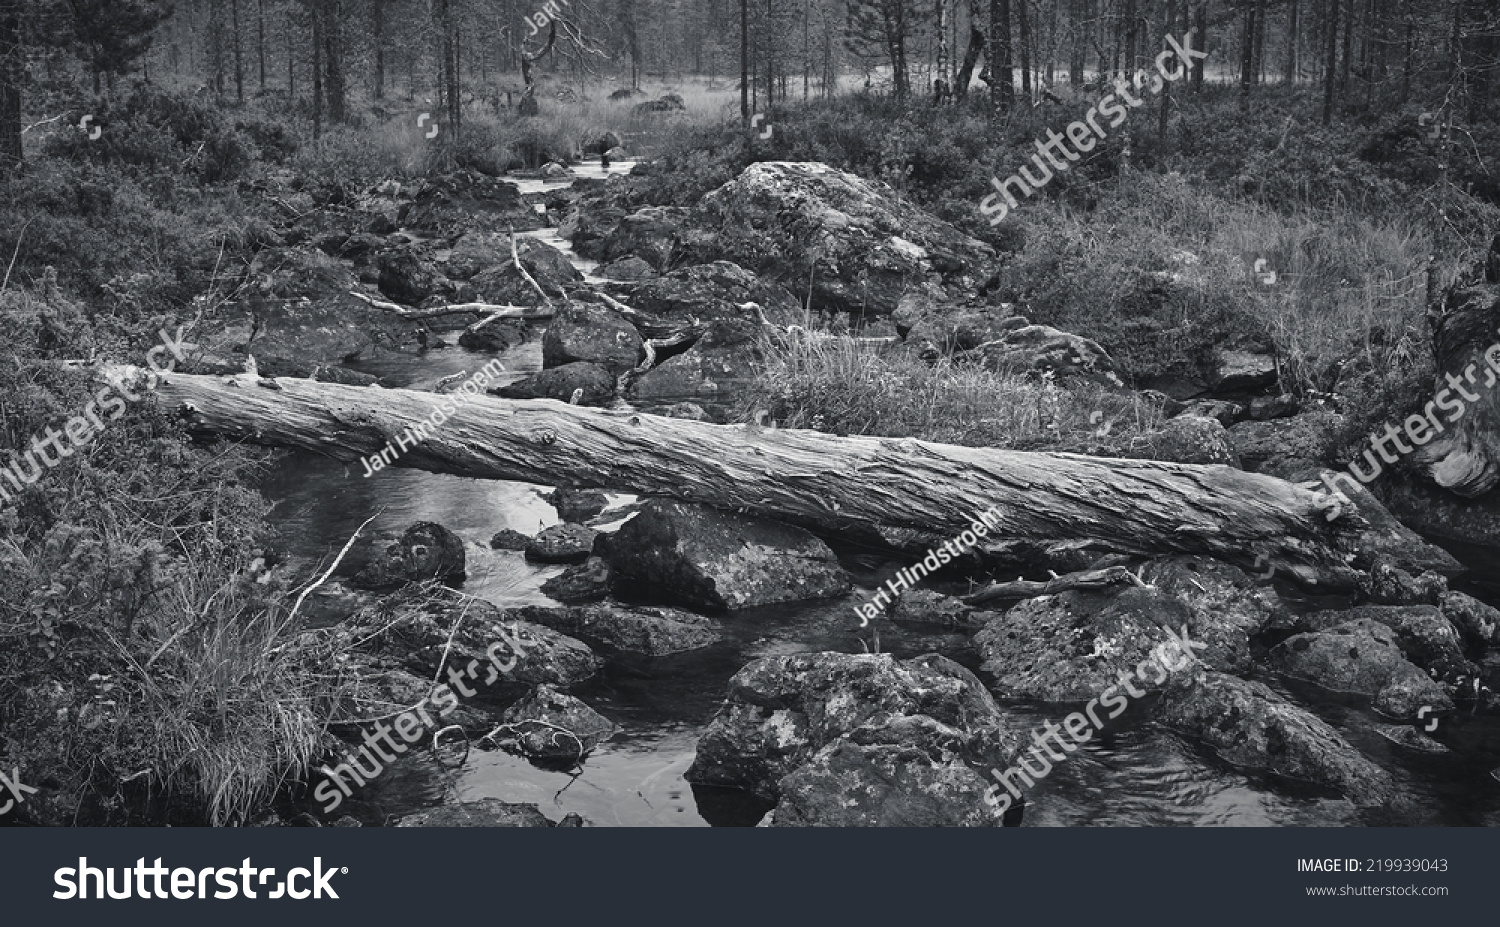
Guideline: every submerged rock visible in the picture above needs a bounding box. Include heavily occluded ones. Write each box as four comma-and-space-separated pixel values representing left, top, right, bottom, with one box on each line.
1299, 604, 1475, 681
516, 602, 722, 655
350, 522, 466, 590
544, 487, 609, 523
1267, 618, 1455, 717
607, 500, 851, 609
686, 652, 1021, 810
1156, 671, 1397, 808
396, 798, 582, 827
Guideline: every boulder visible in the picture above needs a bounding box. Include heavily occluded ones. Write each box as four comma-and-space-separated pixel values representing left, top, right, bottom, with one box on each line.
769, 714, 1005, 827
467, 236, 581, 304
492, 361, 616, 406
351, 588, 602, 688
397, 171, 539, 234
377, 250, 439, 305
544, 487, 608, 522
1118, 414, 1240, 466
1212, 348, 1279, 393
456, 319, 526, 352
493, 684, 617, 760
541, 301, 643, 374
539, 557, 612, 604
890, 588, 985, 629
1155, 671, 1397, 809
515, 602, 723, 655
525, 524, 598, 564
624, 261, 802, 330
961, 324, 1124, 387
695, 162, 994, 316
1267, 618, 1455, 716
593, 205, 709, 271
489, 529, 531, 551
607, 500, 850, 609
350, 522, 466, 590
1439, 590, 1500, 645
595, 256, 657, 281
1299, 605, 1475, 681
1360, 559, 1449, 605
1408, 283, 1500, 496
625, 319, 762, 403
686, 652, 1021, 802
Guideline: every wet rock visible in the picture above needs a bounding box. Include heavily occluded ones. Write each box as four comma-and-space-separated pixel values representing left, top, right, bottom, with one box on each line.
377, 250, 439, 305
696, 162, 994, 316
1299, 605, 1475, 681
492, 361, 616, 406
494, 684, 617, 760
442, 231, 512, 280
1361, 560, 1448, 605
353, 587, 601, 688
1267, 618, 1454, 716
608, 500, 851, 609
890, 588, 985, 629
350, 522, 467, 590
456, 319, 526, 352
1226, 412, 1342, 475
1248, 394, 1300, 421
395, 799, 567, 827
1372, 723, 1451, 754
210, 247, 405, 374
625, 319, 761, 403
339, 666, 489, 731
541, 300, 644, 374
624, 261, 801, 330
1155, 671, 1397, 808
769, 714, 1004, 827
544, 487, 608, 522
686, 652, 1021, 802
975, 556, 1273, 699
398, 171, 539, 234
539, 557, 612, 604
1438, 591, 1500, 645
594, 205, 705, 271
468, 236, 581, 304
516, 602, 723, 655
489, 529, 532, 551
525, 524, 598, 564
961, 323, 1123, 387
539, 161, 572, 179
1118, 414, 1240, 466
595, 256, 657, 281
585, 131, 624, 153
1212, 349, 1279, 393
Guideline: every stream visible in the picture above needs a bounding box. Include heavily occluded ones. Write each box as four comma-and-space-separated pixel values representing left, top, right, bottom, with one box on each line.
260, 165, 1500, 827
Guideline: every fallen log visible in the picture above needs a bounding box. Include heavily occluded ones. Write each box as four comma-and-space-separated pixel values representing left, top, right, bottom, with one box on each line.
348, 291, 553, 321
119, 367, 1458, 589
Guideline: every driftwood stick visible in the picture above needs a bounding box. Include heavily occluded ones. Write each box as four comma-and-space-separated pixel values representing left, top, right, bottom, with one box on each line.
963, 565, 1149, 607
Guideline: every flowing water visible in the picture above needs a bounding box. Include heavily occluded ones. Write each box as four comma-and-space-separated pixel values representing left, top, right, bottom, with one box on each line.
262, 168, 1500, 827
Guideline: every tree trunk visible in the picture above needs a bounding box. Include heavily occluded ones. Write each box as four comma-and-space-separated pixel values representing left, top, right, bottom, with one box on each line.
1322, 0, 1339, 123
373, 0, 384, 99
956, 25, 986, 98
990, 0, 1012, 108
323, 0, 346, 124
126, 369, 1458, 589
1192, 0, 1206, 91
740, 0, 749, 121
1285, 0, 1298, 83
258, 0, 267, 92
1018, 0, 1031, 96
0, 0, 20, 177
232, 0, 244, 103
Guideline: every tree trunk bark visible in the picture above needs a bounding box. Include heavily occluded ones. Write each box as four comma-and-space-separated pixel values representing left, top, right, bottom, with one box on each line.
1322, 0, 1339, 124
125, 369, 1457, 589
0, 0, 21, 177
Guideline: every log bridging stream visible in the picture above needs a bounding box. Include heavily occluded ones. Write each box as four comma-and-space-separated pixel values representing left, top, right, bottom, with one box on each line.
121, 366, 1455, 589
